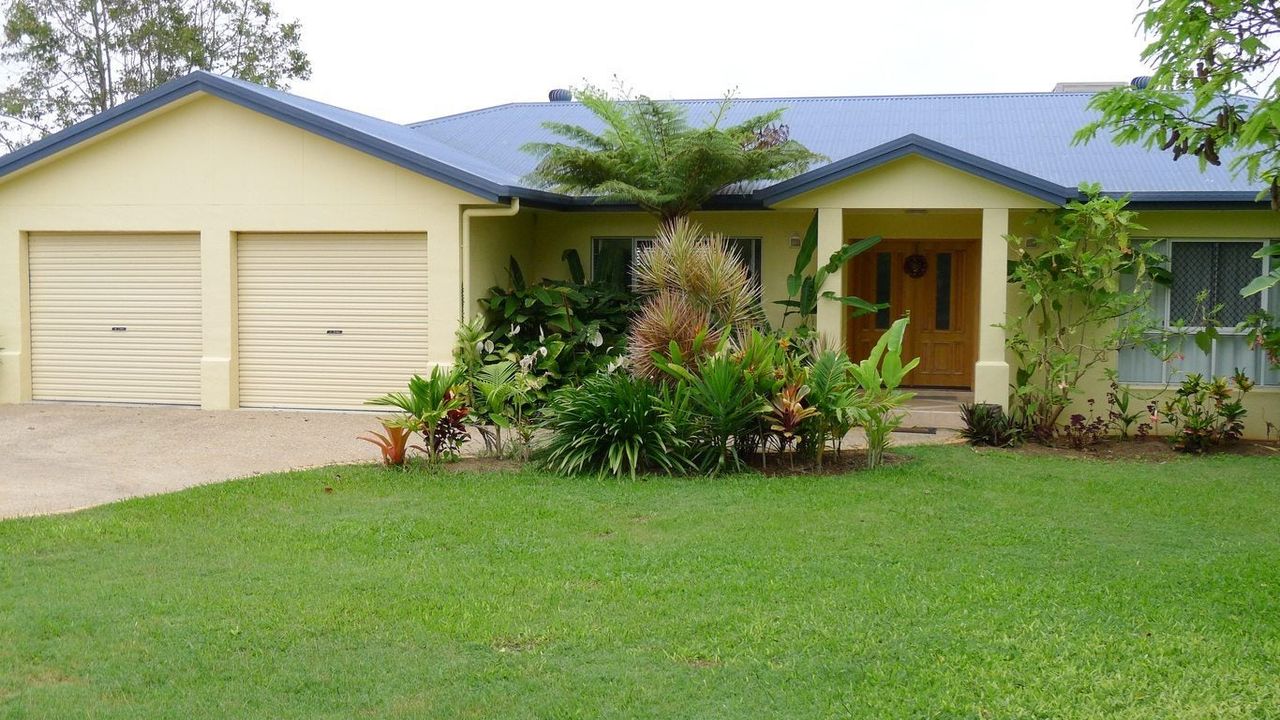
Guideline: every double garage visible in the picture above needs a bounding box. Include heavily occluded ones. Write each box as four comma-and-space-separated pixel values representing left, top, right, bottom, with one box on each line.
26, 232, 431, 410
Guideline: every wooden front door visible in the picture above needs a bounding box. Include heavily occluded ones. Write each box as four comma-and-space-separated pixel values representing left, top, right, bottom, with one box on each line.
846, 240, 979, 388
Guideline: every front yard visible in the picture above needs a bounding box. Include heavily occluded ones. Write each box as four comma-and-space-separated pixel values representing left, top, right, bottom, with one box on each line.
2, 446, 1277, 718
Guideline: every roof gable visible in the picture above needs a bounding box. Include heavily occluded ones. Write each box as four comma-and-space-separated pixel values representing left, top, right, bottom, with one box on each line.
758, 134, 1072, 206
0, 71, 513, 201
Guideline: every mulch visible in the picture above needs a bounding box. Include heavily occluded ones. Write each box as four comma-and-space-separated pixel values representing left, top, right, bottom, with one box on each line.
989, 437, 1280, 461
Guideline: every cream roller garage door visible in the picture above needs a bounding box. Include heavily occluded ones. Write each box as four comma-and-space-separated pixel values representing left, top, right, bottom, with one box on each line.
28, 233, 202, 404
237, 233, 430, 410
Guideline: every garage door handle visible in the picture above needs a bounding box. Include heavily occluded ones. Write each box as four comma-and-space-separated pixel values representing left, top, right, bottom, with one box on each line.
111, 326, 127, 332
326, 329, 343, 335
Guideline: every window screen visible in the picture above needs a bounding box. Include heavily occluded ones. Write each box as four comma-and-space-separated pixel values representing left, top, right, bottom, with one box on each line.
1169, 241, 1262, 325
1119, 239, 1273, 385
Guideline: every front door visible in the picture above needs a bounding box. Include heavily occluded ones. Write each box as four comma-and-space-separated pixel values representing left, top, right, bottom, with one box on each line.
846, 240, 979, 388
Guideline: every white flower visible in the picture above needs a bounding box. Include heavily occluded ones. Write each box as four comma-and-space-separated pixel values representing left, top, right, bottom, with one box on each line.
538, 345, 548, 358
589, 330, 603, 347
519, 354, 535, 371
510, 324, 521, 336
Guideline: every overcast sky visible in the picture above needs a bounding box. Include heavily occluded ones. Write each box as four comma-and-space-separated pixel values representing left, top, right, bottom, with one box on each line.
269, 0, 1153, 123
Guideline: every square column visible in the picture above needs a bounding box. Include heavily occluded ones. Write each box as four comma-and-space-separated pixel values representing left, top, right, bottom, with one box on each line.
0, 228, 30, 403
815, 207, 844, 346
200, 227, 237, 409
974, 208, 1010, 408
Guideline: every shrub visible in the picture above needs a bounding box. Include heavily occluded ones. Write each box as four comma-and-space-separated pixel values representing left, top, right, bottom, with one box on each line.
847, 317, 919, 469
1060, 400, 1111, 450
627, 219, 762, 379
658, 352, 763, 476
1161, 372, 1253, 453
804, 348, 859, 465
368, 366, 470, 464
468, 360, 540, 460
536, 371, 694, 478
480, 253, 634, 395
1003, 186, 1167, 441
958, 403, 1023, 448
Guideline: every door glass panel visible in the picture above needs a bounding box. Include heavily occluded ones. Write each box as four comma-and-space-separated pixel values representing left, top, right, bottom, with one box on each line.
875, 252, 891, 329
935, 252, 952, 330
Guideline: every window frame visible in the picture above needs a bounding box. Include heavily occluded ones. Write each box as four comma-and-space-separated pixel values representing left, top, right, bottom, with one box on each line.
590, 235, 764, 288
1120, 237, 1276, 385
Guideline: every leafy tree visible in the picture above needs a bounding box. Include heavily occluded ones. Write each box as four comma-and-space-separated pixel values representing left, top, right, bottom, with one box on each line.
1002, 186, 1168, 441
0, 0, 310, 149
1074, 0, 1280, 298
522, 85, 824, 224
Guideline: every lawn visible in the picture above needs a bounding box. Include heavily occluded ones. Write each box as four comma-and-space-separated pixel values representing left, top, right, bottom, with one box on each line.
2, 446, 1278, 718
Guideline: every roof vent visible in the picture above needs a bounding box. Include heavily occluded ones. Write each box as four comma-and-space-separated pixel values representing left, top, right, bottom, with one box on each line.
1130, 75, 1152, 89
548, 88, 572, 102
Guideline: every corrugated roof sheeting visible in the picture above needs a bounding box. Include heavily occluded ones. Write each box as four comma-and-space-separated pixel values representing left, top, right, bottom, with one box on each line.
410, 93, 1262, 195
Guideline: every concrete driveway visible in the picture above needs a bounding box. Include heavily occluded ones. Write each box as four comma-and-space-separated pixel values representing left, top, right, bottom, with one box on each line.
0, 403, 378, 519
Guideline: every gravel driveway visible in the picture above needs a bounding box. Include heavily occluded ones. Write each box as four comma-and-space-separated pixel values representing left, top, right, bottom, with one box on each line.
0, 403, 379, 518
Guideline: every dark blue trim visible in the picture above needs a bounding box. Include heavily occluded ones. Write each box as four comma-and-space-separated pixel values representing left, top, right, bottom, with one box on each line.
752, 134, 1076, 205
0, 71, 509, 202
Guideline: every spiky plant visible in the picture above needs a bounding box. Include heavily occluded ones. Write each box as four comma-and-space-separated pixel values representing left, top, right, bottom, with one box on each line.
626, 219, 764, 381
632, 218, 763, 333
627, 290, 720, 381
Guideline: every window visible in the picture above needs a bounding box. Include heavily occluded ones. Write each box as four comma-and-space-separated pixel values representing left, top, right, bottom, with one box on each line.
1118, 239, 1278, 386
591, 236, 763, 291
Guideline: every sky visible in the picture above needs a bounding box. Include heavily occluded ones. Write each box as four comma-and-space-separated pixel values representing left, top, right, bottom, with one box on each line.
268, 0, 1154, 124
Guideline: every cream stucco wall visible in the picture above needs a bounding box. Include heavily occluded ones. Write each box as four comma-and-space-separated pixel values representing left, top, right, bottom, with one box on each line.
467, 212, 536, 318
773, 156, 1055, 211
0, 92, 487, 408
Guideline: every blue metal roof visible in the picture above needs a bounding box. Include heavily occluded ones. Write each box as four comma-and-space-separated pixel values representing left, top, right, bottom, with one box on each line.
410, 91, 1270, 204
0, 72, 1270, 207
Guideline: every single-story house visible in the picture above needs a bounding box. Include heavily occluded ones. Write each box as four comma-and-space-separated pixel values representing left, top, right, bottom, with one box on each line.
0, 72, 1275, 435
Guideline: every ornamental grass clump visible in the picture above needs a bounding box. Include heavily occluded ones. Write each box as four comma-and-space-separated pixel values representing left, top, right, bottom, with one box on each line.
536, 371, 694, 479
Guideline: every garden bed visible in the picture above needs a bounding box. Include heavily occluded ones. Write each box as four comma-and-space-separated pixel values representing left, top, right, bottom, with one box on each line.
997, 437, 1280, 461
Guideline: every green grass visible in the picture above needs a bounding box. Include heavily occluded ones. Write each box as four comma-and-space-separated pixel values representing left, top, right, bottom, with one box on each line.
2, 446, 1278, 718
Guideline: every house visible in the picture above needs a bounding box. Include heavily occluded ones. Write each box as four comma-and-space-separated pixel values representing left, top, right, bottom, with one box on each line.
0, 72, 1275, 435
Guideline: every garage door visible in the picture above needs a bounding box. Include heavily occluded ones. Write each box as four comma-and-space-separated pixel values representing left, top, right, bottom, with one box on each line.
28, 233, 202, 404
237, 233, 430, 410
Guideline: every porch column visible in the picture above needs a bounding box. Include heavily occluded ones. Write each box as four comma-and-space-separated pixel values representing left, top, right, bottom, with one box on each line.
815, 207, 844, 346
200, 227, 237, 410
974, 207, 1010, 409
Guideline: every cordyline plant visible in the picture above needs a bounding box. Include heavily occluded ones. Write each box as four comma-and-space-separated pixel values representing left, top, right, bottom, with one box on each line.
522, 84, 823, 224
627, 218, 764, 380
1002, 185, 1169, 440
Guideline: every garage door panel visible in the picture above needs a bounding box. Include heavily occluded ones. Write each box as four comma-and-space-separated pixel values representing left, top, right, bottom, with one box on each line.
237, 233, 430, 410
28, 233, 202, 404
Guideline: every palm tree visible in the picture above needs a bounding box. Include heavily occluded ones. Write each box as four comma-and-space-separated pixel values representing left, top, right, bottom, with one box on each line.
522, 86, 823, 225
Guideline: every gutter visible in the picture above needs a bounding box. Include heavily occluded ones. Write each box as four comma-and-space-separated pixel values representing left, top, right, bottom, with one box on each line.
460, 198, 521, 321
